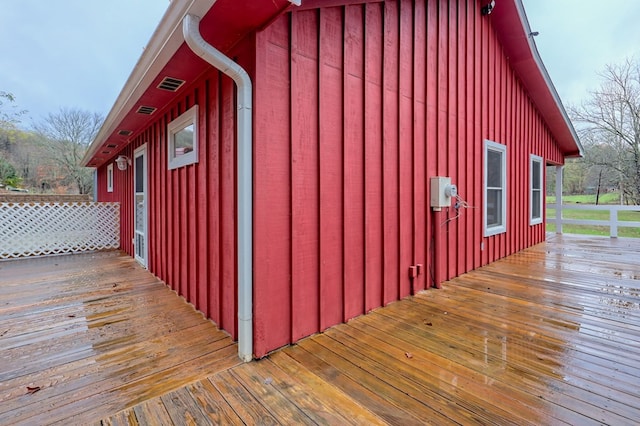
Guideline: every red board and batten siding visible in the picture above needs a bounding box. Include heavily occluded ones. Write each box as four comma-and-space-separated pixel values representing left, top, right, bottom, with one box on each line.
96, 0, 566, 358
252, 0, 563, 357
96, 64, 242, 339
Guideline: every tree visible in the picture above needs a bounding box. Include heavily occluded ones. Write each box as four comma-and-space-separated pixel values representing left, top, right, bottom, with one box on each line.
8, 130, 46, 189
0, 157, 16, 182
0, 91, 26, 130
569, 58, 640, 205
563, 158, 590, 195
34, 108, 104, 195
0, 156, 22, 187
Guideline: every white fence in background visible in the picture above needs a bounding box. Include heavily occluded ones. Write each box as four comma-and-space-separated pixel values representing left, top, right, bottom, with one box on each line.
0, 202, 120, 259
546, 203, 640, 238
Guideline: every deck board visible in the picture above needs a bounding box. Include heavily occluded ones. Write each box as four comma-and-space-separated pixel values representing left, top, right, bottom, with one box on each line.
2, 235, 640, 425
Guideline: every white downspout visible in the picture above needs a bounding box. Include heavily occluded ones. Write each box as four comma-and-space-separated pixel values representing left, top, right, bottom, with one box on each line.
183, 14, 253, 362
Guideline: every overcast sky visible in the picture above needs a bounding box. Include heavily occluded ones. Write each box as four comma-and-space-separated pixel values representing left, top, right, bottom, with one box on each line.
524, 0, 640, 107
0, 0, 168, 125
1, 0, 639, 128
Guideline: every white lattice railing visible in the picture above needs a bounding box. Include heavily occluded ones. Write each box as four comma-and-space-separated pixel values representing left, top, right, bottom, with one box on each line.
0, 202, 120, 259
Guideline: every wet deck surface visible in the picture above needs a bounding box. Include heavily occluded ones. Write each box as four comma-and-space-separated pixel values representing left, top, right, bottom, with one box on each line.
0, 252, 240, 425
2, 235, 640, 424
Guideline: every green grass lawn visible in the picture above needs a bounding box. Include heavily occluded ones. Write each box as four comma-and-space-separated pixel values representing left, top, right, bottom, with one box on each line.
546, 193, 621, 205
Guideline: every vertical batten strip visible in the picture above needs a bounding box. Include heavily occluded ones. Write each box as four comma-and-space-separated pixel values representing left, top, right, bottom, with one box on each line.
219, 76, 236, 336
364, 2, 384, 311
413, 0, 427, 293
382, 0, 400, 304
253, 16, 293, 354
399, 0, 414, 296
318, 7, 345, 330
291, 10, 320, 341
343, 4, 365, 321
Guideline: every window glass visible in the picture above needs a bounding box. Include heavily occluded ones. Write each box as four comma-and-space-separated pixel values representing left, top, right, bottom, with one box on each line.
532, 162, 541, 189
532, 191, 541, 219
487, 188, 502, 227
168, 105, 198, 169
174, 124, 194, 156
107, 163, 114, 193
530, 155, 543, 225
487, 151, 502, 188
135, 155, 144, 193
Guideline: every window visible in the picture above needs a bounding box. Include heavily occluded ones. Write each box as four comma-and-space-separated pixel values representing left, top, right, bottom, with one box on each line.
530, 154, 543, 225
107, 163, 114, 193
168, 105, 198, 170
484, 140, 507, 236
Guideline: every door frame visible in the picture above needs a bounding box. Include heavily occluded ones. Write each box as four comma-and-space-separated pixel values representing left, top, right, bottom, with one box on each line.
133, 144, 148, 268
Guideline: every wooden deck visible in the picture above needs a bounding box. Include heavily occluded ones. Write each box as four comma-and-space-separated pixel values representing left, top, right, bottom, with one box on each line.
2, 235, 640, 425
0, 251, 240, 425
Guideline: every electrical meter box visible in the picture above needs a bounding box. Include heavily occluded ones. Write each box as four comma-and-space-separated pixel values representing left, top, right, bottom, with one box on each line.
430, 176, 454, 208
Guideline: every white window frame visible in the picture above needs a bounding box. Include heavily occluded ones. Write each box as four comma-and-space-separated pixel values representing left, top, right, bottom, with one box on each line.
106, 163, 114, 193
483, 140, 507, 237
167, 105, 199, 170
530, 154, 544, 225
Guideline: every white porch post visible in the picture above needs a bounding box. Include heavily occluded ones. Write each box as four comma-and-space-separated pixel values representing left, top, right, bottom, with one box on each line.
555, 165, 563, 234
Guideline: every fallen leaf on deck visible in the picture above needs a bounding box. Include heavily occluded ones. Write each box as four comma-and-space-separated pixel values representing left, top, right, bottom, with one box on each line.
424, 322, 433, 326
405, 352, 413, 359
68, 315, 76, 318
26, 386, 41, 395
0, 329, 9, 337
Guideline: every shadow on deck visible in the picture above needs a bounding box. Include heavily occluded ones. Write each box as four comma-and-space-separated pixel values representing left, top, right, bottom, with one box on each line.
2, 235, 640, 424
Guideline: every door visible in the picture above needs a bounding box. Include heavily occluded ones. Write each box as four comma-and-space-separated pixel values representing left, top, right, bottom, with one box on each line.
133, 144, 148, 267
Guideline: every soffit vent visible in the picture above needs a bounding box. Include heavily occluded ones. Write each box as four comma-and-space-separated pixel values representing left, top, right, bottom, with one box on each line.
101, 151, 110, 155
118, 130, 133, 136
106, 144, 117, 148
157, 76, 185, 92
137, 105, 157, 115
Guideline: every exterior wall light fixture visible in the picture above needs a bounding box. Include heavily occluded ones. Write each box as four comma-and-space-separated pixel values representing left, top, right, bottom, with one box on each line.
115, 155, 131, 171
481, 0, 495, 15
